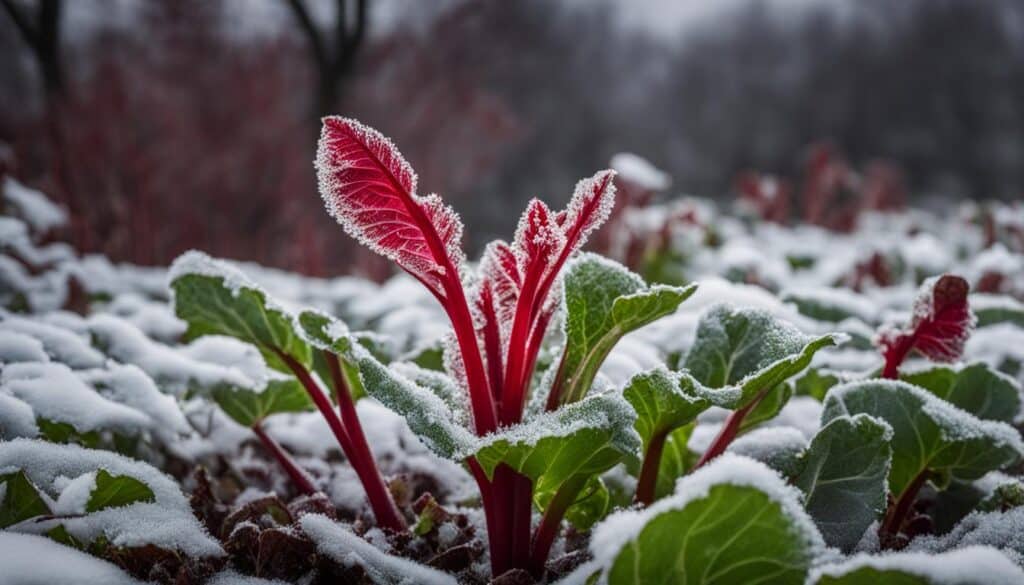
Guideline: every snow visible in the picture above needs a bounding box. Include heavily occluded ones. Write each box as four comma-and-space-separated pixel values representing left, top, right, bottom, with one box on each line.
828, 379, 1024, 454
0, 329, 49, 363
3, 177, 68, 234
781, 285, 878, 323
589, 453, 825, 569
301, 514, 458, 585
99, 292, 186, 342
86, 313, 258, 395
0, 439, 222, 557
207, 571, 289, 585
810, 546, 1024, 585
0, 532, 144, 585
610, 152, 671, 191
0, 314, 105, 368
1, 362, 154, 437
0, 392, 39, 439
727, 425, 807, 463
77, 363, 191, 443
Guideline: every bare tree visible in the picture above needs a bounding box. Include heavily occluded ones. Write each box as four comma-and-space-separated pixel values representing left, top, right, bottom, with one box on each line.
1, 0, 63, 99
283, 0, 368, 120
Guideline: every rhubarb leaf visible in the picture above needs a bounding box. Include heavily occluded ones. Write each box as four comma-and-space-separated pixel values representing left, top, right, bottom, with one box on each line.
794, 414, 893, 552
877, 274, 975, 376
0, 470, 51, 528
300, 315, 474, 459
555, 255, 696, 405
472, 393, 639, 522
169, 251, 311, 372
684, 305, 844, 409
822, 380, 1023, 500
900, 362, 1021, 423
86, 469, 156, 512
592, 454, 824, 585
316, 117, 464, 296
622, 368, 710, 452
210, 378, 312, 428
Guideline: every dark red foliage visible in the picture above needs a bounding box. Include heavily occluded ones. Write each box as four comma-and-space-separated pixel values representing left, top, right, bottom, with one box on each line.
877, 274, 975, 378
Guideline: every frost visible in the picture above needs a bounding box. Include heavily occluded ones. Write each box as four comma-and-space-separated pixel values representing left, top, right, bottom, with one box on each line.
810, 546, 1024, 585
589, 453, 825, 567
0, 532, 144, 585
301, 514, 458, 585
0, 439, 222, 557
609, 152, 671, 191
909, 507, 1024, 562
728, 425, 807, 462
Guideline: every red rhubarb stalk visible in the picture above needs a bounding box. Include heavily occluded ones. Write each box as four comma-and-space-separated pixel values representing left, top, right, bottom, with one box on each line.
252, 421, 318, 496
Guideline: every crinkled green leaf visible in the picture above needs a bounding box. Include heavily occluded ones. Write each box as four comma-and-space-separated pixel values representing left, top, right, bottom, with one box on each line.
782, 289, 873, 324
86, 469, 155, 512
822, 380, 1024, 500
0, 470, 51, 528
473, 394, 639, 523
211, 378, 312, 427
599, 455, 824, 585
740, 382, 795, 432
622, 368, 710, 452
901, 362, 1021, 424
684, 305, 843, 409
556, 254, 696, 404
794, 414, 893, 552
170, 263, 310, 372
728, 427, 807, 478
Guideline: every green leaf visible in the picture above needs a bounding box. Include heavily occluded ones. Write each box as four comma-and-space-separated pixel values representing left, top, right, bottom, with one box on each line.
473, 394, 640, 524
170, 254, 311, 372
46, 525, 83, 549
740, 382, 795, 432
211, 378, 313, 427
794, 368, 842, 402
973, 296, 1024, 328
901, 363, 1022, 423
794, 414, 893, 552
85, 469, 155, 512
0, 470, 51, 528
781, 289, 874, 324
622, 368, 710, 454
598, 454, 824, 585
556, 254, 696, 404
641, 423, 698, 502
728, 426, 807, 478
36, 418, 101, 448
822, 380, 1024, 500
809, 547, 1024, 584
683, 305, 843, 410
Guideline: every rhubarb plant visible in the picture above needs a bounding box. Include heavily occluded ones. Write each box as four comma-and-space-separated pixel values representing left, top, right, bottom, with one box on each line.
309, 117, 692, 576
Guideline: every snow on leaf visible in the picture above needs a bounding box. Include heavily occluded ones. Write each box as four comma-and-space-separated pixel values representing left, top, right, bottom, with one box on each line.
822, 379, 1023, 500
809, 546, 1024, 585
589, 454, 825, 585
553, 254, 696, 406
316, 117, 464, 295
901, 362, 1022, 424
0, 532, 144, 585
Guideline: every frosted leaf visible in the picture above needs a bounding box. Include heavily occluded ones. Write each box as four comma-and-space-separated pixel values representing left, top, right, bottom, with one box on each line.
781, 286, 878, 324
0, 439, 222, 557
876, 274, 975, 367
589, 454, 825, 583
512, 198, 565, 274
0, 532, 144, 585
809, 546, 1024, 585
908, 507, 1024, 561
316, 117, 464, 295
727, 425, 807, 476
561, 170, 617, 254
301, 514, 457, 585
